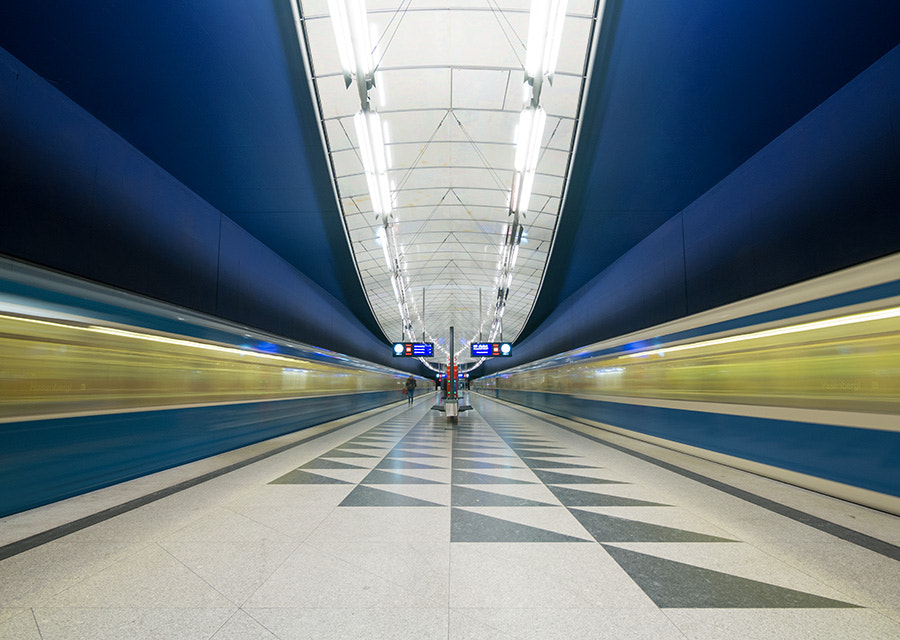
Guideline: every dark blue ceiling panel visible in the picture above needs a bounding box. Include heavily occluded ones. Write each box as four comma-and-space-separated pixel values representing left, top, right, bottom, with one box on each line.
523, 0, 900, 339
1, 0, 899, 358
0, 0, 382, 338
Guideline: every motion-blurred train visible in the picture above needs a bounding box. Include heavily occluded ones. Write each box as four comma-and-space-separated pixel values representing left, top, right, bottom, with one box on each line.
0, 257, 425, 516
475, 253, 900, 516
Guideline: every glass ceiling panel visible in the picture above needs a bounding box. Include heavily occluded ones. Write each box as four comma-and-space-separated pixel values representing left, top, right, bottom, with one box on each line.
292, 0, 602, 367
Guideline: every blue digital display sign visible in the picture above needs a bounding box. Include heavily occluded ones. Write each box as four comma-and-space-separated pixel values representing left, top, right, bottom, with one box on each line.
392, 342, 434, 357
470, 342, 512, 357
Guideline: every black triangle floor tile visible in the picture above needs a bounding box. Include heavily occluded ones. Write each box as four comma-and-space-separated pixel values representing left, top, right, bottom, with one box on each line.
323, 449, 380, 459
453, 459, 523, 470
569, 509, 736, 543
452, 469, 536, 485
533, 469, 628, 485
337, 443, 384, 450
512, 449, 578, 458
376, 459, 445, 470
300, 458, 367, 470
452, 449, 515, 458
507, 441, 565, 449
547, 486, 670, 508
341, 438, 397, 449
603, 546, 859, 608
451, 508, 590, 543
269, 469, 352, 485
519, 458, 599, 470
386, 449, 446, 459
362, 469, 445, 485
396, 442, 446, 450
452, 485, 555, 507
340, 485, 444, 507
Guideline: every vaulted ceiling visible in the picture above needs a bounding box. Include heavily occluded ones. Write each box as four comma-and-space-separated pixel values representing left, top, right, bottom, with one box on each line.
2, 0, 898, 366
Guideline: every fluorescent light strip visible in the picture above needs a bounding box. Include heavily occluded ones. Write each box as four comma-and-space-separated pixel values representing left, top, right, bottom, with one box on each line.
353, 110, 392, 216
525, 0, 568, 79
621, 306, 900, 359
327, 0, 373, 79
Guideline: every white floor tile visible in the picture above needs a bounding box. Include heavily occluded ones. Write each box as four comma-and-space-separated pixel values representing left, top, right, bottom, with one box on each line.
31, 606, 235, 640
451, 608, 688, 640
245, 542, 443, 609
245, 607, 448, 640
449, 543, 652, 609
0, 608, 41, 640
664, 609, 900, 640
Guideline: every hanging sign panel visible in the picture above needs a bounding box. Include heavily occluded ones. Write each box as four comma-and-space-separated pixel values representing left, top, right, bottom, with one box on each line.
470, 342, 512, 357
392, 342, 434, 357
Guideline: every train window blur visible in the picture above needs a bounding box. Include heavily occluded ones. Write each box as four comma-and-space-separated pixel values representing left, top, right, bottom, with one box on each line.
475, 305, 900, 414
0, 312, 413, 421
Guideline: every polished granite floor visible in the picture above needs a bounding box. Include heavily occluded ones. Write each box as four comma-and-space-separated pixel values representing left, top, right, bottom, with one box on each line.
1, 393, 898, 639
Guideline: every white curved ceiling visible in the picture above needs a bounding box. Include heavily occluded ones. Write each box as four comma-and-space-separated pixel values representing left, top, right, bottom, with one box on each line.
293, 0, 601, 366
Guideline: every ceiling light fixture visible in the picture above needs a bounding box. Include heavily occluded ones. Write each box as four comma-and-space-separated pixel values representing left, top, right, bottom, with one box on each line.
326, 0, 376, 108
353, 110, 392, 217
510, 106, 547, 217
524, 0, 568, 105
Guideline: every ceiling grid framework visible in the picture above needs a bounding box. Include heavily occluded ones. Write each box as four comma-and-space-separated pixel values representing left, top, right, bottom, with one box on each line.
294, 0, 601, 365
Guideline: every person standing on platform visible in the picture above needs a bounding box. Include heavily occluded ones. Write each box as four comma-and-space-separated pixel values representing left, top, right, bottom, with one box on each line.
405, 375, 417, 406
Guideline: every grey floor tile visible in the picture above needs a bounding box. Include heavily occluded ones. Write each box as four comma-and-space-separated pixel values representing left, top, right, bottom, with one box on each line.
451, 486, 554, 508
269, 469, 352, 485
570, 508, 737, 543
519, 458, 599, 470
451, 470, 536, 485
376, 459, 447, 470
386, 449, 447, 458
452, 459, 524, 470
451, 508, 589, 542
299, 458, 368, 470
533, 469, 629, 485
340, 485, 445, 507
361, 469, 446, 485
604, 546, 858, 608
547, 485, 670, 507
321, 449, 380, 458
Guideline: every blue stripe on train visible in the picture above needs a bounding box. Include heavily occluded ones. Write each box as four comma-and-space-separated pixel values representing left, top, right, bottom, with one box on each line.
0, 390, 400, 517
489, 389, 900, 499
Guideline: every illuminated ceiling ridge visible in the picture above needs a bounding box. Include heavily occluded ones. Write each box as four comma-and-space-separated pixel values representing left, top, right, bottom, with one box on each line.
291, 0, 603, 368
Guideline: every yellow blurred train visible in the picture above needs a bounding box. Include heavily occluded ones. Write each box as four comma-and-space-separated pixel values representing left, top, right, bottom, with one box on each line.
477, 304, 900, 415
0, 311, 412, 421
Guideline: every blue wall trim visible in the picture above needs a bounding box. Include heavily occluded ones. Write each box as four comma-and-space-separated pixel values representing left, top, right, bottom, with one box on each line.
489, 389, 900, 500
0, 391, 402, 517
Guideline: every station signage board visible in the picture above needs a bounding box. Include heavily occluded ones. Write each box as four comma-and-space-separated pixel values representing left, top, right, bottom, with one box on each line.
470, 342, 512, 357
391, 342, 434, 357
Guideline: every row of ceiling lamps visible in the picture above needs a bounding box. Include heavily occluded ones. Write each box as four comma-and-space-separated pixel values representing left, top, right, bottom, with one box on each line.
487, 0, 569, 354
325, 0, 568, 371
326, 0, 419, 352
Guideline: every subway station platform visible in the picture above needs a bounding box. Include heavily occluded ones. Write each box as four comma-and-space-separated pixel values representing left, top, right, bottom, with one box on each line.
1, 394, 899, 639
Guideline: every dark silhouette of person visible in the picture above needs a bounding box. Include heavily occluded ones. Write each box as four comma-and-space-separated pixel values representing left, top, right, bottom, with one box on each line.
405, 375, 417, 406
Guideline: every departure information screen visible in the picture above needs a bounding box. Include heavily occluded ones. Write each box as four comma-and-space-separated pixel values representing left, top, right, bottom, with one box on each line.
392, 342, 434, 357
470, 342, 512, 357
